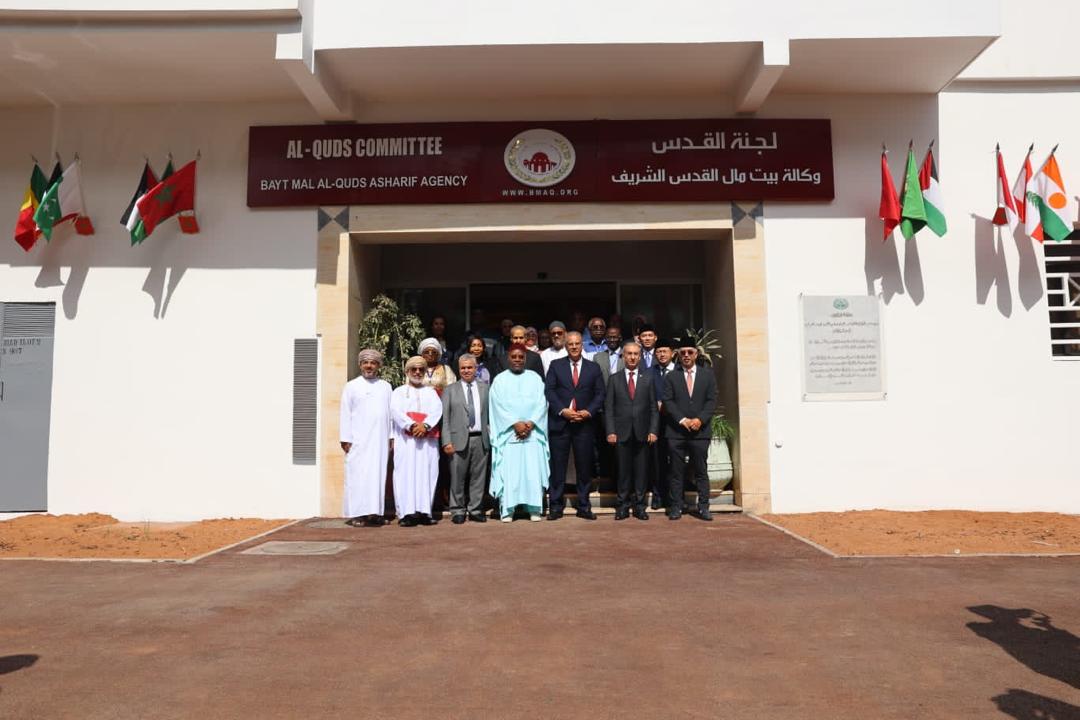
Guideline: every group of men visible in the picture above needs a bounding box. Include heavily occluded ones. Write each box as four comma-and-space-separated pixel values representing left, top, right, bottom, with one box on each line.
338, 315, 719, 527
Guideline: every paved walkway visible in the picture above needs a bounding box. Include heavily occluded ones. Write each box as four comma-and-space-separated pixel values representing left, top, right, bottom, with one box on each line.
2, 515, 1079, 719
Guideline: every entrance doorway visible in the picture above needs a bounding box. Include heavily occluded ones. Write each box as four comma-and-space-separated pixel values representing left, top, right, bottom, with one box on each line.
469, 282, 616, 335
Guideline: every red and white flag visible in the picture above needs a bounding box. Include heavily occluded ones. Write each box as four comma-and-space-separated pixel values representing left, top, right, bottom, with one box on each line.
992, 144, 1019, 232
1012, 144, 1033, 227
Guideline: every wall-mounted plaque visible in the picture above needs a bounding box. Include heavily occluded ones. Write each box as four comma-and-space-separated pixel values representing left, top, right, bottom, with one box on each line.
800, 295, 885, 401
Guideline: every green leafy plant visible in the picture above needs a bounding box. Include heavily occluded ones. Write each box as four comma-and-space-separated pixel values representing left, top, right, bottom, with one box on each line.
711, 416, 736, 441
357, 293, 425, 387
683, 327, 723, 367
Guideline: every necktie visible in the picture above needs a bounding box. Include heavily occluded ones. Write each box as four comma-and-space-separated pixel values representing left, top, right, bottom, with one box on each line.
686, 370, 694, 397
465, 383, 475, 428
570, 361, 579, 411
628, 370, 636, 400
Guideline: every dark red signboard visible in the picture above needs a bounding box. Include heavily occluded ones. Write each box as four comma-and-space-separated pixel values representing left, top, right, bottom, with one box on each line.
247, 118, 833, 207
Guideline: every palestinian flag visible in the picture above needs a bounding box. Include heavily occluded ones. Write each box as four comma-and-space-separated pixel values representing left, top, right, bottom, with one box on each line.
122, 162, 158, 245
33, 160, 95, 241
918, 143, 947, 237
1012, 145, 1033, 226
992, 145, 1019, 232
898, 143, 927, 240
135, 159, 197, 238
1026, 150, 1072, 242
46, 161, 62, 189
13, 163, 49, 251
879, 148, 901, 240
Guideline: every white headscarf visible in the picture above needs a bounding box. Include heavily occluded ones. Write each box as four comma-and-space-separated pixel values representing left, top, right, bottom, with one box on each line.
418, 337, 442, 355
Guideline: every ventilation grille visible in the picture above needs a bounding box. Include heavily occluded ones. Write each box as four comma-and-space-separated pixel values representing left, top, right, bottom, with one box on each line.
1045, 239, 1080, 359
1, 302, 56, 338
292, 338, 319, 465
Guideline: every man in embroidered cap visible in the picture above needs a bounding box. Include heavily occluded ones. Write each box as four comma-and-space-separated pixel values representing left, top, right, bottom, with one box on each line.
390, 356, 444, 526
340, 349, 393, 527
489, 344, 549, 522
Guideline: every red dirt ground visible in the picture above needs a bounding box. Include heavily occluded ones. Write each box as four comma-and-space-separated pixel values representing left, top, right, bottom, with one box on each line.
762, 510, 1080, 555
0, 514, 290, 559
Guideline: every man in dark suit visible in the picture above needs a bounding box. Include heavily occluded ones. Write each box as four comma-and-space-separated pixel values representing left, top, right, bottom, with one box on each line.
545, 332, 605, 520
661, 341, 719, 521
605, 341, 659, 520
648, 337, 678, 511
441, 355, 491, 524
494, 325, 544, 378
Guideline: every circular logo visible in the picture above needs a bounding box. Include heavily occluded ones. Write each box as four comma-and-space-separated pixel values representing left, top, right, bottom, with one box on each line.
504, 129, 575, 187
833, 298, 850, 310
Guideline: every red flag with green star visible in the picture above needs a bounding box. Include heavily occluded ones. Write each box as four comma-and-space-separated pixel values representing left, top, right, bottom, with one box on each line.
135, 160, 196, 238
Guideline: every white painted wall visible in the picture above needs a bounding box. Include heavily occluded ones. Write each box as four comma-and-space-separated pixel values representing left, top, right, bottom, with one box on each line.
959, 0, 1080, 80
0, 101, 321, 521
311, 0, 998, 49
762, 91, 1080, 513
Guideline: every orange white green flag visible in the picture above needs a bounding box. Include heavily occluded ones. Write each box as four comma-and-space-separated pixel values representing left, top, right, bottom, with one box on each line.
1025, 149, 1071, 242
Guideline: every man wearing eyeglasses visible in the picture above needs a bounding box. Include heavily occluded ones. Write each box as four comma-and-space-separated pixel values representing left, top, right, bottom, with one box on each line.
661, 342, 719, 521
582, 316, 607, 359
540, 321, 569, 375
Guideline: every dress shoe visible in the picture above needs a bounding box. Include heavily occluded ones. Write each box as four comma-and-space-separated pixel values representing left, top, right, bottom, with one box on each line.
451, 514, 466, 525
698, 509, 714, 522
365, 515, 386, 527
418, 514, 437, 526
614, 508, 630, 521
667, 511, 682, 521
575, 509, 597, 521
398, 516, 418, 527
468, 513, 487, 523
633, 508, 649, 521
650, 495, 663, 511
546, 510, 563, 521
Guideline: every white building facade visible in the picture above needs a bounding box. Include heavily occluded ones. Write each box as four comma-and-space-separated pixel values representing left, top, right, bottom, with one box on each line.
1, 0, 1077, 520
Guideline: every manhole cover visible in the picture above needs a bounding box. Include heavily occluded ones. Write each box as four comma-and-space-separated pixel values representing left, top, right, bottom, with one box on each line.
305, 519, 352, 529
241, 541, 351, 556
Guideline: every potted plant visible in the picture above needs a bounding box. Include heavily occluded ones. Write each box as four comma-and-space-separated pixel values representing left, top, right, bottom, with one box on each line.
356, 293, 425, 387
708, 416, 735, 492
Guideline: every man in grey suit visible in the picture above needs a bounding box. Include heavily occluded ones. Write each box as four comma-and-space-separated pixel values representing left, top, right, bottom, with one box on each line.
592, 325, 625, 386
591, 325, 624, 480
605, 341, 659, 521
441, 354, 491, 524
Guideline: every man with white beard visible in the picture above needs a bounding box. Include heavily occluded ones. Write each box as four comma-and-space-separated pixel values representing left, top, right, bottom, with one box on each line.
390, 355, 444, 526
339, 349, 393, 527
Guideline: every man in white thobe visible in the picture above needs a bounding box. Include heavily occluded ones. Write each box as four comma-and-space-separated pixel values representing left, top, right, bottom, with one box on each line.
390, 356, 444, 526
540, 320, 569, 374
340, 348, 393, 527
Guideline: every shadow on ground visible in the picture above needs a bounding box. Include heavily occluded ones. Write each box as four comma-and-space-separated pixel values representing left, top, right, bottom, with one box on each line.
0, 655, 39, 696
993, 689, 1080, 720
967, 605, 1080, 690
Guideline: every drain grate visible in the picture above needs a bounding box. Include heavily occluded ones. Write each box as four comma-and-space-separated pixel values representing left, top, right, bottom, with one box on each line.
305, 519, 353, 529
241, 541, 351, 556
